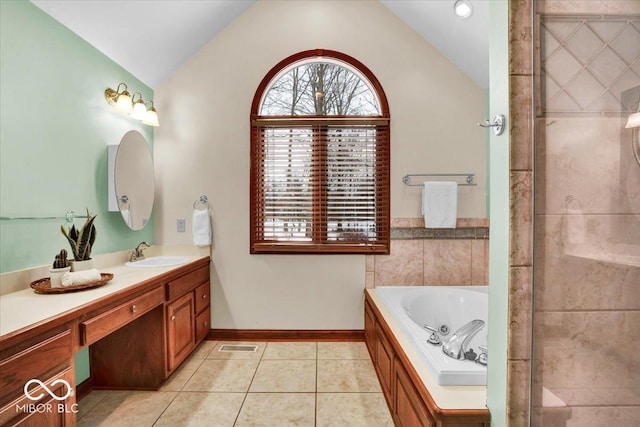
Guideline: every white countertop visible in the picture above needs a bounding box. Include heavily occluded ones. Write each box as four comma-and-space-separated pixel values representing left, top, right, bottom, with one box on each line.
366, 289, 487, 411
0, 246, 209, 337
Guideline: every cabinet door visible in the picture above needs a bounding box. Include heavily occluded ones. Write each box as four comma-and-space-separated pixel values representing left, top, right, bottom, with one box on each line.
364, 301, 376, 362
375, 324, 394, 406
0, 367, 75, 427
166, 292, 195, 372
194, 282, 210, 316
394, 360, 435, 427
195, 306, 211, 344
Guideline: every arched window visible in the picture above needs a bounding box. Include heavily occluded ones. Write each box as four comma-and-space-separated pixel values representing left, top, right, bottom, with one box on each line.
250, 49, 390, 254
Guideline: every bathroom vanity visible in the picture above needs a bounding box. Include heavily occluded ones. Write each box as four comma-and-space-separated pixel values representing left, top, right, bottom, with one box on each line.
0, 256, 210, 426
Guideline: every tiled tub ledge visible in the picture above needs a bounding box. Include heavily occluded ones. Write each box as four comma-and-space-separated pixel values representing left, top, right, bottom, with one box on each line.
389, 218, 490, 240
391, 227, 489, 240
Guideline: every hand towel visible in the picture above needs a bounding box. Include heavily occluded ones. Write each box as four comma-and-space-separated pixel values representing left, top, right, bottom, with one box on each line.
61, 269, 101, 286
565, 208, 585, 244
192, 208, 211, 246
422, 182, 458, 228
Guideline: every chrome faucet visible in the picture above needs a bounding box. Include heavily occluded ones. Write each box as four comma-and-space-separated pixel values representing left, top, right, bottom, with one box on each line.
129, 241, 150, 262
442, 319, 485, 360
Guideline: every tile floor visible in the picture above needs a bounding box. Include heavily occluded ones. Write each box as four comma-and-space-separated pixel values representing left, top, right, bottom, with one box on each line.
77, 341, 394, 426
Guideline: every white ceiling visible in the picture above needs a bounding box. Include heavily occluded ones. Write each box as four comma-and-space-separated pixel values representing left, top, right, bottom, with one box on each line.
30, 0, 488, 89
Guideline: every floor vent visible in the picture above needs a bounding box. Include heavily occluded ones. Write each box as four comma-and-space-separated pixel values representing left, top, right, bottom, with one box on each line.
219, 344, 258, 353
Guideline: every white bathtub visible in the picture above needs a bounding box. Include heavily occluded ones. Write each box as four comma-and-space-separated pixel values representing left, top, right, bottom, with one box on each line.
375, 286, 488, 386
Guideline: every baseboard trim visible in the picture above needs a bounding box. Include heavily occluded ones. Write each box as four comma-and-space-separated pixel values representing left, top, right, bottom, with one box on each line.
75, 376, 93, 402
207, 329, 365, 342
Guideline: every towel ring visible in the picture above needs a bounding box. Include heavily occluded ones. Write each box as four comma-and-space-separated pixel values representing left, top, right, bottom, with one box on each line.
193, 195, 209, 210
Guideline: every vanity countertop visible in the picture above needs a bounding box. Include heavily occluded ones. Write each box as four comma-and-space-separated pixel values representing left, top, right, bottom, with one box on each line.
0, 249, 210, 337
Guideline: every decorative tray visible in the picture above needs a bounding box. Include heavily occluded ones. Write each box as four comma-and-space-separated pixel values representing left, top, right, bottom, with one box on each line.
30, 273, 114, 294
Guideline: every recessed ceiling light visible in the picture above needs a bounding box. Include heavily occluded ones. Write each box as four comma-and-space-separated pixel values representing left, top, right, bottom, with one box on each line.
454, 0, 473, 19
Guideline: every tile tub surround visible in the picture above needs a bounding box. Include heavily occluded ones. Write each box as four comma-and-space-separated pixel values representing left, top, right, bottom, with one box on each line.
77, 341, 394, 427
367, 218, 489, 287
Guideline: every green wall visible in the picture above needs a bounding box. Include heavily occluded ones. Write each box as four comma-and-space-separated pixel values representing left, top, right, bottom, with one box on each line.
487, 1, 510, 426
0, 0, 155, 384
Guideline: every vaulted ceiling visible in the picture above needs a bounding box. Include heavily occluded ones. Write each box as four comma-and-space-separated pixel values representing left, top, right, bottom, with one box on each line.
30, 0, 488, 89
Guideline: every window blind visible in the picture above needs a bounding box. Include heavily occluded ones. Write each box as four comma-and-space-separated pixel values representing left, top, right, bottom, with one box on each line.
250, 117, 390, 254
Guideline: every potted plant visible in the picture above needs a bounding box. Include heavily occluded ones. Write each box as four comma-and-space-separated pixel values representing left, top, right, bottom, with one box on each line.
49, 249, 71, 287
61, 208, 97, 271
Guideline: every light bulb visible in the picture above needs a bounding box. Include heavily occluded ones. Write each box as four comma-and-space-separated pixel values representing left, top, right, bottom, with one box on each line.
454, 0, 473, 19
114, 91, 133, 114
143, 107, 159, 127
131, 100, 147, 120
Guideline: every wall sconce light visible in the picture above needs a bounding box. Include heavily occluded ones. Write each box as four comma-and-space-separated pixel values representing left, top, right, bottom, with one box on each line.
142, 101, 160, 127
453, 0, 473, 19
104, 83, 159, 127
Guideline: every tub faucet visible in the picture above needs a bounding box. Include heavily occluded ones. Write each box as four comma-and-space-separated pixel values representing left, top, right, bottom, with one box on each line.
130, 241, 150, 262
442, 319, 485, 360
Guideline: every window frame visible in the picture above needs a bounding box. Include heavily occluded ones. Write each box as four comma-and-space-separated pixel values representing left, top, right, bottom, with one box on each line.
250, 49, 390, 254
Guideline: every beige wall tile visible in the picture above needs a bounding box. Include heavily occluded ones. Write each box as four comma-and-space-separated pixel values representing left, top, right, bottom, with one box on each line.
471, 240, 489, 285
374, 240, 423, 286
365, 271, 375, 289
510, 76, 533, 171
510, 171, 533, 266
424, 240, 472, 285
365, 254, 375, 272
507, 360, 531, 427
538, 1, 640, 14
508, 267, 532, 360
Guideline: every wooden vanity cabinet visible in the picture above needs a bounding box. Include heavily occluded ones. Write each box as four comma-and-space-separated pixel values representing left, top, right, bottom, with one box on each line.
165, 266, 210, 374
0, 329, 75, 427
166, 292, 195, 372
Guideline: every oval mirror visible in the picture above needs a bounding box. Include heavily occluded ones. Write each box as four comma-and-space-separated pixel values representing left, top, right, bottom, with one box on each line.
115, 130, 154, 230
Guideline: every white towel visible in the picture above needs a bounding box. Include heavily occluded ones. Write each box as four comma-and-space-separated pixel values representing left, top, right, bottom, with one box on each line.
61, 269, 101, 286
192, 209, 211, 246
422, 182, 458, 228
565, 208, 585, 244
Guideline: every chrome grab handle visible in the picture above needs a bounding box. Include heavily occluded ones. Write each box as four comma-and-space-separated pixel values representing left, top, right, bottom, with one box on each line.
131, 305, 137, 313
423, 325, 442, 346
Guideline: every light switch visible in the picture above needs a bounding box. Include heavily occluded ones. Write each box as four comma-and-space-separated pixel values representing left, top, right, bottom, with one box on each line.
177, 219, 186, 232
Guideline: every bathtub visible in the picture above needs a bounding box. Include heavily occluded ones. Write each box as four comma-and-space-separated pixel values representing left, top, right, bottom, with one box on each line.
375, 286, 488, 386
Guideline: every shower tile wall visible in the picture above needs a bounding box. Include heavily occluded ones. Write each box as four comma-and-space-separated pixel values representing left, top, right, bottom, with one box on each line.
533, 5, 640, 426
366, 218, 489, 287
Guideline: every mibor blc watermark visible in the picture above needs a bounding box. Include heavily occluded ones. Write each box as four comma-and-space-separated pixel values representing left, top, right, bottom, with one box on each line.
16, 379, 78, 414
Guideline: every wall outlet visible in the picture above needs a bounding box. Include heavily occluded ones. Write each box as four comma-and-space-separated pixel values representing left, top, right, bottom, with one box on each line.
177, 219, 186, 232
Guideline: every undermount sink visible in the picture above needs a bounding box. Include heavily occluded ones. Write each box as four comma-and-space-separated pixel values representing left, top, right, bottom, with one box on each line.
125, 256, 190, 268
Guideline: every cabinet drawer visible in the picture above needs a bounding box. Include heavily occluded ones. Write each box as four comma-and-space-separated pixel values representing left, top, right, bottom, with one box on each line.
195, 306, 211, 344
166, 266, 209, 301
0, 330, 72, 408
194, 282, 210, 315
81, 286, 164, 346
